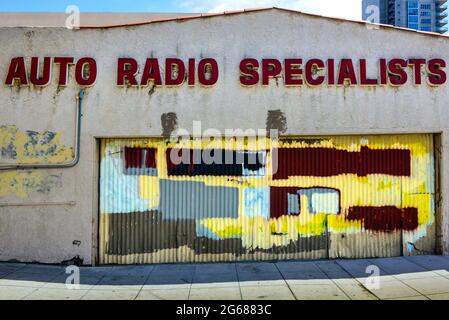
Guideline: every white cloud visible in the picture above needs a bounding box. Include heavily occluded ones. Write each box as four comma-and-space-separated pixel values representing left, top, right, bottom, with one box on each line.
177, 0, 362, 20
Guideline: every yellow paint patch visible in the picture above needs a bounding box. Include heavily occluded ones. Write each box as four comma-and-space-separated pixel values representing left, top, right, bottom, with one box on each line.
296, 213, 327, 236
138, 176, 159, 209
15, 131, 72, 164
0, 171, 61, 198
328, 214, 363, 233
377, 180, 392, 191
216, 225, 242, 238
403, 193, 433, 226
0, 125, 72, 164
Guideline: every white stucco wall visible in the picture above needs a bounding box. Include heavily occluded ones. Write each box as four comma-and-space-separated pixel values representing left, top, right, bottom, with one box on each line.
0, 9, 448, 264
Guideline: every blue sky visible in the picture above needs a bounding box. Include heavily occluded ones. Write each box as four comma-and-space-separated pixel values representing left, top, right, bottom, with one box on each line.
0, 0, 183, 13
0, 0, 362, 20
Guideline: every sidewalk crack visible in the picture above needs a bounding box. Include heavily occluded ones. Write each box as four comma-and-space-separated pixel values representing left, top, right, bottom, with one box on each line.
273, 262, 297, 300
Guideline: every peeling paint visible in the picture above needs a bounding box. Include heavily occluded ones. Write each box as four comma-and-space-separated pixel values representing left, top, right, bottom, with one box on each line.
0, 125, 73, 164
0, 125, 72, 198
0, 125, 17, 159
266, 110, 287, 134
0, 171, 62, 198
161, 112, 178, 138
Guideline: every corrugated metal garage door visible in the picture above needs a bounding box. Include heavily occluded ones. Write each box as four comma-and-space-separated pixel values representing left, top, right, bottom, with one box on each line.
98, 134, 436, 264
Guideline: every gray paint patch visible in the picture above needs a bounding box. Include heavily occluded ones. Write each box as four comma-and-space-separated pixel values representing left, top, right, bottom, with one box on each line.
107, 211, 196, 255
106, 212, 327, 257
251, 235, 328, 254
16, 173, 63, 195
106, 211, 245, 256
159, 179, 239, 219
36, 174, 63, 193
190, 237, 246, 255
124, 167, 158, 176
161, 112, 178, 138
266, 110, 287, 134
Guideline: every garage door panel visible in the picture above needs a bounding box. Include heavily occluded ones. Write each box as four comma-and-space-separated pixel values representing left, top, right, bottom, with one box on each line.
99, 134, 435, 264
329, 230, 402, 259
326, 134, 435, 258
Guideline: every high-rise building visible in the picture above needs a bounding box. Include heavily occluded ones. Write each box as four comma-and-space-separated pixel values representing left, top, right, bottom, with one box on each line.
362, 0, 448, 34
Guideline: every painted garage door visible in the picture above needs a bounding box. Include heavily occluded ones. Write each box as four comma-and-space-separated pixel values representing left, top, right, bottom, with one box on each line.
98, 134, 436, 264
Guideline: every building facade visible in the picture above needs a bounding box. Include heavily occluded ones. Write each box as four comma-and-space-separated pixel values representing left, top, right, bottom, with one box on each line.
363, 0, 448, 34
0, 8, 449, 265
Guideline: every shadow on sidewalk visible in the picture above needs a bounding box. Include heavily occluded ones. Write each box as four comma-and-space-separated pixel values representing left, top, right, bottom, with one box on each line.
0, 255, 448, 287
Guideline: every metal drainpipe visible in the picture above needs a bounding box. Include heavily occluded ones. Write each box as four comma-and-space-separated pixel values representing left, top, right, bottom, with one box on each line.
0, 89, 84, 171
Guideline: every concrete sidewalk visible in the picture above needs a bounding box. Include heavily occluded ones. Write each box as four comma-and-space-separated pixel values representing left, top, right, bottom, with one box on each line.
0, 255, 449, 300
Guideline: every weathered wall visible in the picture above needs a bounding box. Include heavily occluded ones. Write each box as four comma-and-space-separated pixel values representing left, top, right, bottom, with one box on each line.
1, 9, 449, 264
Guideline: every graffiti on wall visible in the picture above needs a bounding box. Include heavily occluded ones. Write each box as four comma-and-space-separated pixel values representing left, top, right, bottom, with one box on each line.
0, 125, 70, 197
99, 135, 435, 263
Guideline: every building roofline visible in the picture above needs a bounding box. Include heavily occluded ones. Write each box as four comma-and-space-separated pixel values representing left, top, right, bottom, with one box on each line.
6, 7, 448, 39
79, 7, 270, 28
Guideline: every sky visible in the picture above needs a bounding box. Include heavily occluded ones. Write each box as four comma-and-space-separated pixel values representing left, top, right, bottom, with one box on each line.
0, 0, 362, 20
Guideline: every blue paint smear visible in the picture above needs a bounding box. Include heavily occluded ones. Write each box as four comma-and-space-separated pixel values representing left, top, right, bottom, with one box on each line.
125, 167, 158, 176
195, 222, 224, 240
243, 187, 270, 218
100, 157, 152, 214
288, 193, 300, 215
299, 188, 340, 215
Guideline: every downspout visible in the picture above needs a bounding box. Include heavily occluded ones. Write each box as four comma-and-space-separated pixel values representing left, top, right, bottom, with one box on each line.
0, 89, 85, 171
